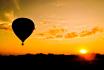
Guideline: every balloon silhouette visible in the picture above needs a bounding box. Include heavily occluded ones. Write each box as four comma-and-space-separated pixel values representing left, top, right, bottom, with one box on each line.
12, 18, 35, 45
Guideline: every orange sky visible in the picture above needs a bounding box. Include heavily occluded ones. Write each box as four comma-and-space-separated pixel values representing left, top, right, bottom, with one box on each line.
0, 0, 104, 55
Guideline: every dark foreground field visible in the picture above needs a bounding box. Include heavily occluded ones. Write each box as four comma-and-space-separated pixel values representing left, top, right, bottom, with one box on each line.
0, 53, 104, 69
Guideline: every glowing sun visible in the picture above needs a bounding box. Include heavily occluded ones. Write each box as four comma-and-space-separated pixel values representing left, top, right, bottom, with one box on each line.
80, 49, 88, 54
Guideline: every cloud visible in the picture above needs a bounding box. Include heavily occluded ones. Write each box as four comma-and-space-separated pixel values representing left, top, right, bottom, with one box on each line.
35, 27, 65, 39
0, 11, 15, 30
47, 28, 65, 35
4, 11, 15, 22
64, 32, 78, 38
0, 24, 11, 30
34, 27, 103, 39
12, 0, 21, 10
80, 27, 103, 37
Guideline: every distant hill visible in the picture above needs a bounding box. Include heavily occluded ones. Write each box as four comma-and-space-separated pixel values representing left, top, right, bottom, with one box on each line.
0, 53, 104, 68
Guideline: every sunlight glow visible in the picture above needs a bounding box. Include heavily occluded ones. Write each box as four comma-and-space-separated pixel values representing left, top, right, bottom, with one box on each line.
80, 49, 88, 54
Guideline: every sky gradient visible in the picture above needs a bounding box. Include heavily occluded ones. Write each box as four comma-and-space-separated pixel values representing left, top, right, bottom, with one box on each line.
0, 0, 104, 55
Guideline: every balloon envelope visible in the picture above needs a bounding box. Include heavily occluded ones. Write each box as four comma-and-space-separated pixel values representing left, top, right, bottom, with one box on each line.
12, 18, 35, 45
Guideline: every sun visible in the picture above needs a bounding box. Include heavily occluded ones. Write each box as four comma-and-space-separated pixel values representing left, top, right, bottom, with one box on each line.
79, 49, 95, 61
80, 49, 88, 54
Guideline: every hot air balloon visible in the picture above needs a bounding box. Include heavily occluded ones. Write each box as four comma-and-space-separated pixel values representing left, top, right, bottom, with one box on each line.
12, 18, 35, 45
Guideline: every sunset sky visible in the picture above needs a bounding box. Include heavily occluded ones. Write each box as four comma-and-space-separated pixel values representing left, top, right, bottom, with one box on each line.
0, 0, 104, 55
